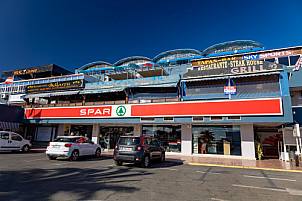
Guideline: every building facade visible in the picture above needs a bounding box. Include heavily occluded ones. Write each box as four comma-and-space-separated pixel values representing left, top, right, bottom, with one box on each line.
1, 40, 302, 160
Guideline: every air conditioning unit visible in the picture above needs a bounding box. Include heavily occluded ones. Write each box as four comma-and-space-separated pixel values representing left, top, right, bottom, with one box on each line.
1, 93, 8, 100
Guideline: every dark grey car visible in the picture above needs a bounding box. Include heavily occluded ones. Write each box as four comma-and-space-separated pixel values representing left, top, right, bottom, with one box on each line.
113, 136, 165, 167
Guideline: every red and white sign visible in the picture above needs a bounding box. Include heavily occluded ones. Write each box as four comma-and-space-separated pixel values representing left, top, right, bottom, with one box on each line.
5, 77, 14, 85
259, 50, 292, 59
25, 98, 283, 119
224, 86, 236, 95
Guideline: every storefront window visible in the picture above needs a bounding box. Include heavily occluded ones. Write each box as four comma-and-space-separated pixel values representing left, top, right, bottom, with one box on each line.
70, 125, 92, 139
192, 125, 241, 155
99, 127, 134, 149
142, 125, 181, 153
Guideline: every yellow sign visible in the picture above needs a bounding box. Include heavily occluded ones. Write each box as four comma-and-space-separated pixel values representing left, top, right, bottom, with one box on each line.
192, 56, 238, 67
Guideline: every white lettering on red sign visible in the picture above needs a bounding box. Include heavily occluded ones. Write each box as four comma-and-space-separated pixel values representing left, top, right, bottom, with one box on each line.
259, 50, 292, 59
80, 108, 111, 116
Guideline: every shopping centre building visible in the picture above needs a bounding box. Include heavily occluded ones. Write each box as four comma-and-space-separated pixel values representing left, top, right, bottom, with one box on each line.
1, 40, 302, 160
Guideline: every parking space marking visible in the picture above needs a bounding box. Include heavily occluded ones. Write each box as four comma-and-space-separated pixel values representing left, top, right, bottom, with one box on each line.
188, 163, 302, 173
244, 175, 296, 182
233, 184, 302, 195
53, 162, 70, 166
24, 159, 45, 162
197, 171, 221, 175
22, 171, 81, 182
158, 168, 178, 171
211, 198, 229, 201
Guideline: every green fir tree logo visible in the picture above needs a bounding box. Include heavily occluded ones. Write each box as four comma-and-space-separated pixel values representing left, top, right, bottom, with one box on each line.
116, 106, 126, 116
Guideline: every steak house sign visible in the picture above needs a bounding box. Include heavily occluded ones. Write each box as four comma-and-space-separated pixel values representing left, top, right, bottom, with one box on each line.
184, 60, 283, 79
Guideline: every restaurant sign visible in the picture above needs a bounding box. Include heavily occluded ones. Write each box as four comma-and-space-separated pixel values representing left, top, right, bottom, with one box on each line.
184, 60, 283, 79
26, 80, 84, 93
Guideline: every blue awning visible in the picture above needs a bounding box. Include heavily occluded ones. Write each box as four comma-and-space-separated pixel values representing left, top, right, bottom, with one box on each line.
0, 121, 19, 130
182, 72, 280, 82
24, 90, 80, 98
80, 88, 125, 94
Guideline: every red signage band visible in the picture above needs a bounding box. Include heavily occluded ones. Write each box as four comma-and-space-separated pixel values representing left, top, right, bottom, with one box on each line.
25, 106, 112, 119
25, 98, 282, 119
131, 98, 282, 117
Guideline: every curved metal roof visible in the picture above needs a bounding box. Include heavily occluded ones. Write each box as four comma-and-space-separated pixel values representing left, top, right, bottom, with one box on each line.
114, 56, 152, 66
79, 61, 114, 70
152, 49, 202, 63
202, 40, 263, 56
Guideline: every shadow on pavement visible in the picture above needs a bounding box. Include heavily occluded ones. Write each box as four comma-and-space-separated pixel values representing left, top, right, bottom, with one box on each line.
0, 166, 146, 201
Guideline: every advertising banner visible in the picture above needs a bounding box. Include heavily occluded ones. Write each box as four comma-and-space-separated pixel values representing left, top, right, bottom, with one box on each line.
185, 60, 283, 79
25, 98, 283, 119
26, 80, 84, 93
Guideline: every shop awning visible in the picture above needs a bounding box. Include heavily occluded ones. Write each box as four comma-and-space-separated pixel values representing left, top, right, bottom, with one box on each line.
80, 88, 125, 94
181, 72, 280, 82
24, 90, 80, 98
0, 121, 19, 130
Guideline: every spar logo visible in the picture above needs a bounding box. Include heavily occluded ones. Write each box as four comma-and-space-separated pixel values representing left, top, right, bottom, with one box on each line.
116, 106, 126, 116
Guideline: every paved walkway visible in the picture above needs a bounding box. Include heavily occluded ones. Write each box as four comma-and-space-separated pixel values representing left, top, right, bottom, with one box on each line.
164, 153, 302, 172
33, 147, 302, 172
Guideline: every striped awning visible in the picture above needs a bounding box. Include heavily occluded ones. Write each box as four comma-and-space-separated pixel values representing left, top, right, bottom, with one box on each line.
0, 121, 19, 130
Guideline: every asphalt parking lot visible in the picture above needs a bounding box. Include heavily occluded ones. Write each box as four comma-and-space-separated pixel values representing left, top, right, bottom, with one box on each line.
1, 151, 302, 201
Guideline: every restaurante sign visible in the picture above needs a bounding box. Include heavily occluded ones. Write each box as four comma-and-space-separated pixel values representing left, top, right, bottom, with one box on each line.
184, 60, 283, 79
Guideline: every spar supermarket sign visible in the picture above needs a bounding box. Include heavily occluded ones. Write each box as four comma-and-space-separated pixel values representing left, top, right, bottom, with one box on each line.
24, 98, 283, 119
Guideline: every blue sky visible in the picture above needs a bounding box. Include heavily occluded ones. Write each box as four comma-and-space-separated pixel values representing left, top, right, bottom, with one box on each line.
1, 0, 302, 74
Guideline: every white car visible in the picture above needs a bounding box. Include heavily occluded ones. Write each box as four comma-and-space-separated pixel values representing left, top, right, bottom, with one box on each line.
0, 131, 31, 152
46, 136, 102, 161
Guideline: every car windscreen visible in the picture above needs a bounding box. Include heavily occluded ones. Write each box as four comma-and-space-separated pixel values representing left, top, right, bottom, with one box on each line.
54, 137, 79, 143
118, 137, 141, 145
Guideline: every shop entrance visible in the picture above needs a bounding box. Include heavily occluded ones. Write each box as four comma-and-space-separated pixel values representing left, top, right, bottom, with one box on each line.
99, 126, 134, 149
70, 125, 93, 139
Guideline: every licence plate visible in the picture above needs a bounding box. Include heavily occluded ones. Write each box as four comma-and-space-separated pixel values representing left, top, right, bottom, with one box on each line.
121, 147, 132, 151
52, 145, 60, 148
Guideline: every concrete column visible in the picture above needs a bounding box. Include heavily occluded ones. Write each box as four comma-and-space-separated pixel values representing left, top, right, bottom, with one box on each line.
181, 124, 192, 155
57, 124, 65, 137
92, 124, 100, 144
240, 124, 255, 159
133, 124, 141, 137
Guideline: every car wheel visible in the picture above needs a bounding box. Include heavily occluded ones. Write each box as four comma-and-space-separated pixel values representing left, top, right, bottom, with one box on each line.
115, 161, 123, 166
95, 148, 101, 158
48, 155, 57, 160
160, 152, 165, 163
141, 155, 150, 168
69, 150, 79, 161
22, 145, 30, 152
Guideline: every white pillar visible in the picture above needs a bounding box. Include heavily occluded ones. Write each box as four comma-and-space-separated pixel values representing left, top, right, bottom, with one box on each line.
181, 124, 192, 155
240, 124, 256, 159
133, 124, 141, 137
57, 124, 65, 137
92, 124, 100, 144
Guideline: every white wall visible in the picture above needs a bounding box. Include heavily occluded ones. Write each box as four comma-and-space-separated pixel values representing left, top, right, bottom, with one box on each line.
181, 124, 192, 155
57, 124, 65, 137
240, 124, 255, 159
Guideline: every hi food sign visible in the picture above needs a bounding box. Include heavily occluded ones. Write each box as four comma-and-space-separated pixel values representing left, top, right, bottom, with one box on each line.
184, 60, 283, 79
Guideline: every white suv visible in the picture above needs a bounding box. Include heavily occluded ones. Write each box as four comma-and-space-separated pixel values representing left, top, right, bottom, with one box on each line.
46, 136, 102, 161
0, 131, 32, 152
